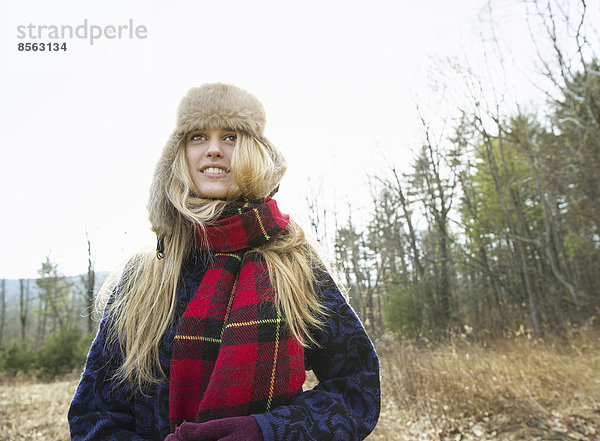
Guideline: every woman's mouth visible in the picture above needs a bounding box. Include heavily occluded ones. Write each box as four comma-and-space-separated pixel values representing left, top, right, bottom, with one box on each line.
201, 167, 229, 177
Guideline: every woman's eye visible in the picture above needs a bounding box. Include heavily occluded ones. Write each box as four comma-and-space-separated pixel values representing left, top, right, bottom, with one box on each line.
190, 133, 206, 142
223, 134, 237, 143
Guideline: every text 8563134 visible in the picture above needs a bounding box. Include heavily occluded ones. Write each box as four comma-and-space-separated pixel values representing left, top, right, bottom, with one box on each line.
18, 42, 67, 52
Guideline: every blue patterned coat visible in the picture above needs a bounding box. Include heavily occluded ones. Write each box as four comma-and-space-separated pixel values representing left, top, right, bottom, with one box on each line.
68, 250, 380, 440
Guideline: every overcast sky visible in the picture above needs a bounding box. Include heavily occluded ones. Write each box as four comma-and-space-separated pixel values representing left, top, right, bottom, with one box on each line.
1, 0, 581, 279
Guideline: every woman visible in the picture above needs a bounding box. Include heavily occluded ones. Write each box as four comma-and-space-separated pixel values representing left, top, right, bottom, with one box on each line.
68, 83, 380, 441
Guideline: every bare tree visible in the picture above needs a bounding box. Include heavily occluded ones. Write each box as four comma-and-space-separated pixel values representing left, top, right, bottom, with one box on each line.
19, 278, 30, 342
409, 117, 461, 331
82, 232, 96, 333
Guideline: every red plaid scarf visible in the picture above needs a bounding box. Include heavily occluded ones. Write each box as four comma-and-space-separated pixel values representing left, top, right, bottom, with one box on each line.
169, 197, 306, 429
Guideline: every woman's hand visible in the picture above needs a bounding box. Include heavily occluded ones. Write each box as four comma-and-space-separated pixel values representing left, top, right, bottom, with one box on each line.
164, 416, 262, 441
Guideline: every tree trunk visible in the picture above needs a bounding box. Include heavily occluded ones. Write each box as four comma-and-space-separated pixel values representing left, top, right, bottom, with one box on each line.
86, 234, 96, 333
528, 151, 583, 322
19, 279, 30, 342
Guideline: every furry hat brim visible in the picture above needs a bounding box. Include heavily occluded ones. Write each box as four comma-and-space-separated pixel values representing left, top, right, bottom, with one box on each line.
176, 83, 266, 137
147, 83, 269, 237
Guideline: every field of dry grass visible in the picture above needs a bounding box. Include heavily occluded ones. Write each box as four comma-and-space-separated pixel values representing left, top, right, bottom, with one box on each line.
1, 329, 599, 440
371, 328, 600, 440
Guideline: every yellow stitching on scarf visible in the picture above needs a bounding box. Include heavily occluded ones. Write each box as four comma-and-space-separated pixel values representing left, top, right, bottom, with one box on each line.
266, 310, 281, 411
225, 318, 281, 329
219, 273, 239, 341
253, 208, 270, 240
237, 201, 249, 215
214, 253, 242, 260
174, 335, 221, 344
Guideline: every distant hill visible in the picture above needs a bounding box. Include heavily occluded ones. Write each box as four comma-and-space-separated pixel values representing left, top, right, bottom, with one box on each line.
1, 272, 110, 303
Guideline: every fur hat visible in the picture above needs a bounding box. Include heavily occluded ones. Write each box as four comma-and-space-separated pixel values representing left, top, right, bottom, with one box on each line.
147, 83, 270, 237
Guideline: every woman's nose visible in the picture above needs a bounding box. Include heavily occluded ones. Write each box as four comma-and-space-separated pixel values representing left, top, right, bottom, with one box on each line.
205, 138, 223, 157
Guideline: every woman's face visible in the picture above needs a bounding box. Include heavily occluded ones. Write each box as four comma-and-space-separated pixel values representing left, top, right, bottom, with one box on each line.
185, 128, 236, 199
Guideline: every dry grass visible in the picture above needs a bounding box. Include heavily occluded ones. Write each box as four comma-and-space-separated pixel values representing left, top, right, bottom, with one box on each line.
370, 328, 600, 440
0, 373, 79, 440
1, 329, 599, 441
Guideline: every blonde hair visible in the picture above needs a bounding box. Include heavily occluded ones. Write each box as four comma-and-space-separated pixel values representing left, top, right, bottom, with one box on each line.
98, 132, 327, 390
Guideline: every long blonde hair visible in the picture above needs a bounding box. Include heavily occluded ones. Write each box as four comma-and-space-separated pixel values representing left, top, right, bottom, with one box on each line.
98, 132, 327, 390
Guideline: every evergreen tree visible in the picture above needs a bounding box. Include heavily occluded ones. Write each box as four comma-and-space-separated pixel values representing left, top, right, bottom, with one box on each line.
36, 256, 74, 338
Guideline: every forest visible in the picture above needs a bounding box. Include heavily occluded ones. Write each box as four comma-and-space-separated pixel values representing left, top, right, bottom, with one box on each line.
333, 55, 600, 342
310, 2, 600, 343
